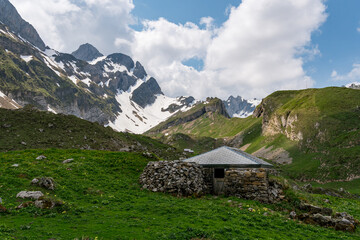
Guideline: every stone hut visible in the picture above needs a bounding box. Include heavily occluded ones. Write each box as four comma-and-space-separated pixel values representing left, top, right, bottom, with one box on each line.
183, 146, 276, 201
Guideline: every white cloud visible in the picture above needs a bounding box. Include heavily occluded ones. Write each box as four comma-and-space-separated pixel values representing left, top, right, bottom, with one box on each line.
203, 0, 326, 99
10, 0, 135, 54
129, 0, 327, 99
357, 27, 360, 32
200, 17, 214, 29
331, 64, 360, 81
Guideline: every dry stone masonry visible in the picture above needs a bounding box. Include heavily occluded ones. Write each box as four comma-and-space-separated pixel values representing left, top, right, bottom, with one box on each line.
223, 168, 283, 203
140, 161, 207, 196
140, 161, 283, 203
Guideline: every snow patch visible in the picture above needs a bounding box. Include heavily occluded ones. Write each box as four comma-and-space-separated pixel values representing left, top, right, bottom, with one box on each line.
345, 82, 360, 88
81, 78, 92, 87
0, 90, 6, 98
47, 105, 57, 114
89, 56, 106, 65
20, 55, 33, 63
69, 76, 78, 85
107, 80, 189, 134
248, 98, 262, 107
233, 111, 253, 118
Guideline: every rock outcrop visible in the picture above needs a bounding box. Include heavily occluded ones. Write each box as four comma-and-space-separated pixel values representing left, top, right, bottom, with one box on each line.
296, 205, 359, 232
16, 191, 44, 200
131, 77, 163, 108
31, 177, 56, 190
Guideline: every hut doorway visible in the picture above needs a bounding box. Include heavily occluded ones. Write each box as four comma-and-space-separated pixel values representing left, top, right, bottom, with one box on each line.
213, 168, 225, 195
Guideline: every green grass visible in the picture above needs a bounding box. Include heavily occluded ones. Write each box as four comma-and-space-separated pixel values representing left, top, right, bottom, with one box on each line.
311, 179, 360, 195
0, 149, 359, 239
0, 107, 182, 160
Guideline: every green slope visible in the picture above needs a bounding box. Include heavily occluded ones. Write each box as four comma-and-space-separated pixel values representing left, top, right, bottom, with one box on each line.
0, 106, 181, 160
147, 87, 360, 182
0, 149, 359, 239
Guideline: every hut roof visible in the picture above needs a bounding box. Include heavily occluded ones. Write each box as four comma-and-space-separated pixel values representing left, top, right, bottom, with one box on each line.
183, 146, 273, 168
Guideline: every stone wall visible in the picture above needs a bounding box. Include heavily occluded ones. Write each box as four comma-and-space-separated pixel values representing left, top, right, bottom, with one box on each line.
223, 168, 283, 203
140, 162, 283, 203
139, 161, 207, 196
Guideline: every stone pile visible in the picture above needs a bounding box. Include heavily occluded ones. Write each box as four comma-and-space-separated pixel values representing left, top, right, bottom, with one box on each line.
140, 161, 207, 196
296, 203, 359, 232
224, 168, 284, 203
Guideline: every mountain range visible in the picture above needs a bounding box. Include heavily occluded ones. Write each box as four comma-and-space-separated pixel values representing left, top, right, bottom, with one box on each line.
0, 0, 259, 134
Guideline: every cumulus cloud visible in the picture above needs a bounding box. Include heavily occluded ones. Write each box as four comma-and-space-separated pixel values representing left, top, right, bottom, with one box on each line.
10, 0, 135, 54
130, 0, 327, 99
331, 64, 360, 82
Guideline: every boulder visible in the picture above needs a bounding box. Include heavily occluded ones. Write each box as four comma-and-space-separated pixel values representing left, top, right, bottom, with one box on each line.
62, 159, 73, 164
31, 177, 56, 190
16, 201, 34, 209
16, 191, 44, 200
289, 211, 297, 219
34, 198, 63, 209
335, 218, 355, 232
312, 213, 333, 227
36, 155, 47, 160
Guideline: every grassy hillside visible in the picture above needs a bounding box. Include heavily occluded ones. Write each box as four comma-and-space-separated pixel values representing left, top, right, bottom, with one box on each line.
0, 106, 182, 160
147, 87, 360, 182
0, 149, 359, 239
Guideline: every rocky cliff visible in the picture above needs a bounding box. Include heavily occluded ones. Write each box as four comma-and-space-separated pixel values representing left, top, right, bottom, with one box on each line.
224, 96, 261, 118
0, 0, 46, 51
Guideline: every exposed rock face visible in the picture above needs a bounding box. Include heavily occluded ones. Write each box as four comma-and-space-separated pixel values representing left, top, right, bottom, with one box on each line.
133, 61, 147, 79
107, 53, 134, 71
139, 161, 207, 196
224, 96, 261, 118
253, 146, 292, 164
0, 0, 46, 50
16, 191, 44, 200
71, 43, 103, 62
253, 100, 303, 142
131, 77, 163, 108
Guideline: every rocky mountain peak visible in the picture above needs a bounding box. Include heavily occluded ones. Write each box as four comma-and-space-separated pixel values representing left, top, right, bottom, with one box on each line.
224, 95, 261, 118
0, 0, 46, 51
71, 43, 103, 62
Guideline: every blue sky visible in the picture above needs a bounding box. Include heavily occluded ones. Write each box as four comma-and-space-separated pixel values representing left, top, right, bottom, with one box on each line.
11, 0, 360, 99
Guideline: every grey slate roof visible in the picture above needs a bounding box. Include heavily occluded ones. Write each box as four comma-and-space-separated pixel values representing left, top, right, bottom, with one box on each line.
183, 146, 273, 168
